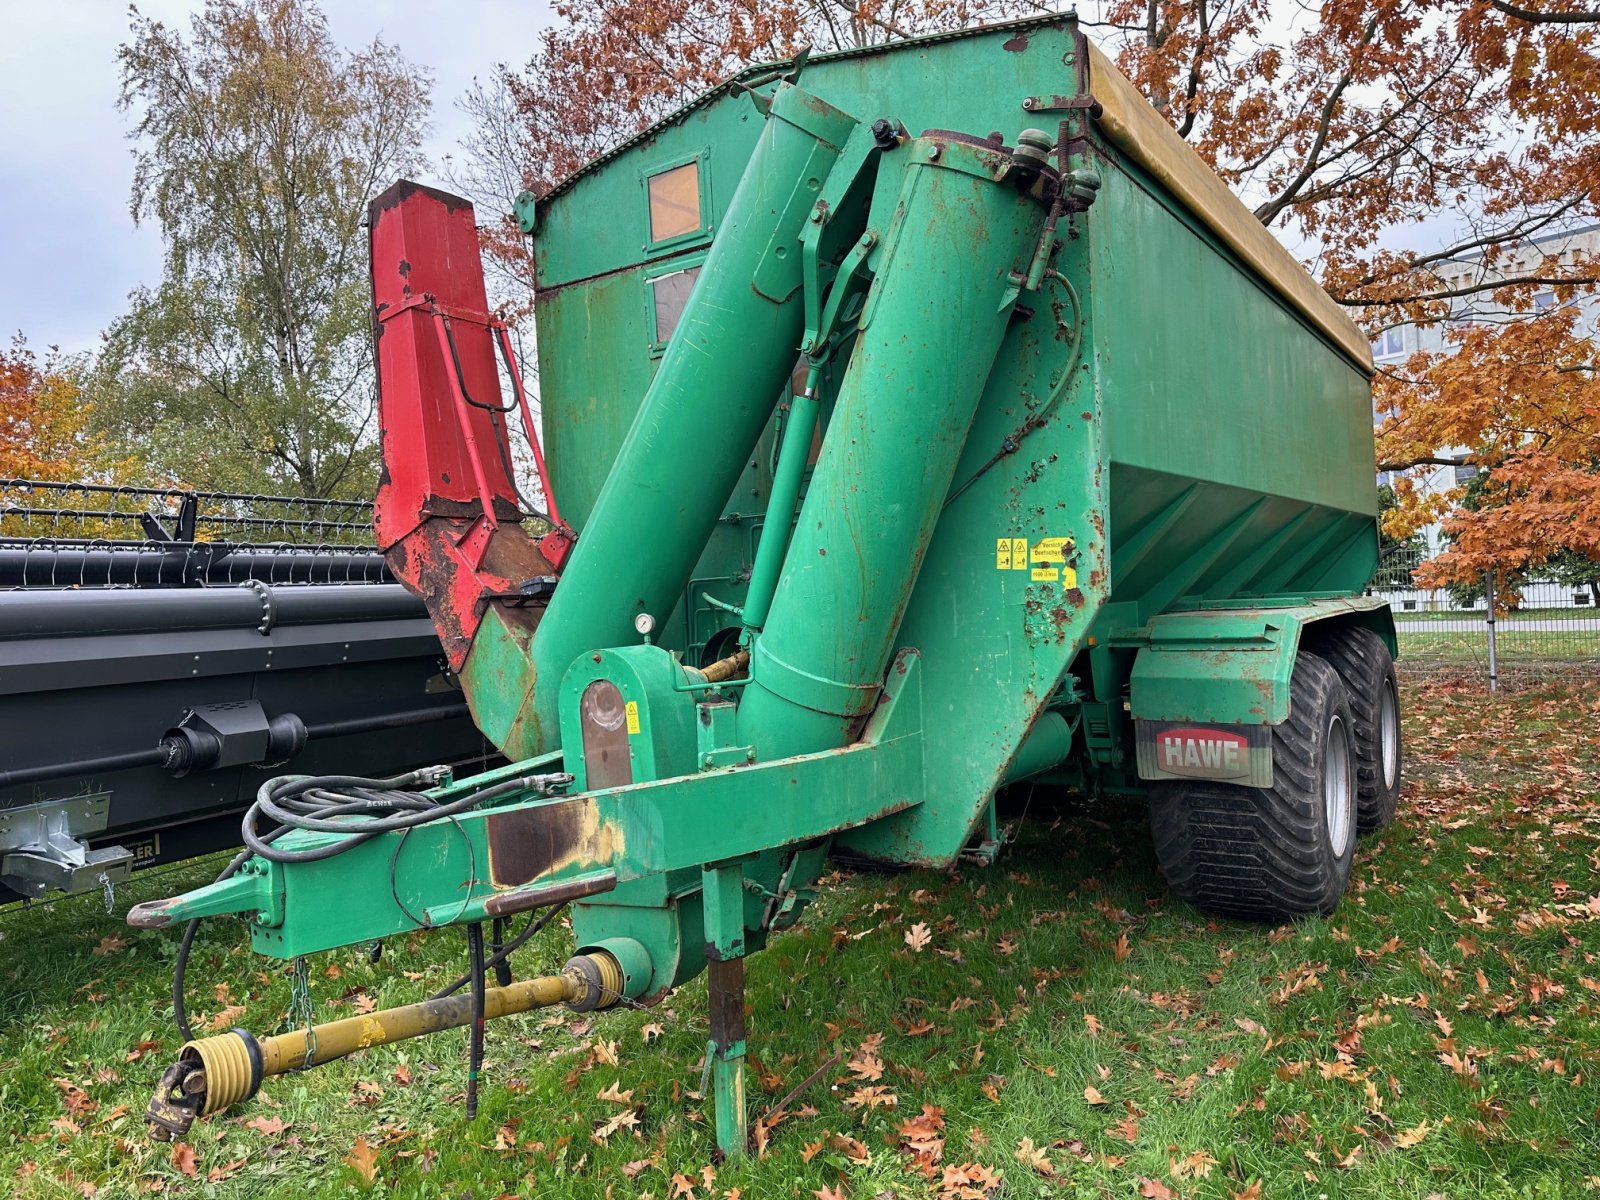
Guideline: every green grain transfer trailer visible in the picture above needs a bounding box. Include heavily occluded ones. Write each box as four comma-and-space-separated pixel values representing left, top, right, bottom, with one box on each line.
132, 14, 1401, 1154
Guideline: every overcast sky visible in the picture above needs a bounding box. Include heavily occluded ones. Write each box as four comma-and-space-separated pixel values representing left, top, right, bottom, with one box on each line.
0, 0, 554, 357
3, 2, 1462, 362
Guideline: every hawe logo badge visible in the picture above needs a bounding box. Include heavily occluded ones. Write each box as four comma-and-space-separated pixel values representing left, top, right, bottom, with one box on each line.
1155, 727, 1250, 780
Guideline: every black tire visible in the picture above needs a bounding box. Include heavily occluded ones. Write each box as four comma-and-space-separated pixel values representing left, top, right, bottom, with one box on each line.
1149, 653, 1356, 922
1304, 625, 1401, 833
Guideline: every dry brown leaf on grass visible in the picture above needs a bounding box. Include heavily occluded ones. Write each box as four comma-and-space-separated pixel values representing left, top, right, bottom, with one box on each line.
1112, 931, 1132, 963
1396, 1120, 1432, 1148
244, 1115, 288, 1136
905, 922, 932, 951
1206, 1053, 1239, 1076
1168, 1073, 1200, 1101
827, 1132, 871, 1164
206, 1157, 246, 1183
597, 1080, 635, 1104
1137, 1178, 1176, 1200
898, 1104, 945, 1172
205, 1004, 247, 1033
125, 1039, 160, 1063
842, 1085, 897, 1111
1084, 1085, 1107, 1105
53, 1078, 96, 1120
1171, 1149, 1217, 1179
592, 1108, 640, 1143
1013, 1136, 1053, 1176
938, 1162, 1002, 1199
846, 1049, 884, 1082
169, 1142, 198, 1178
344, 1136, 378, 1183
1439, 1049, 1478, 1079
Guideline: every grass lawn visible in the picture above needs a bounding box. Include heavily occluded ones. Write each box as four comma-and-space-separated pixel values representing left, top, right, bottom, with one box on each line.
3, 675, 1598, 1199
1395, 626, 1600, 665
1386, 608, 1594, 623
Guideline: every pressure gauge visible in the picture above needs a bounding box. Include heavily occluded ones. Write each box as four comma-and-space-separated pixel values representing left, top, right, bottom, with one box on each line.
634, 612, 656, 638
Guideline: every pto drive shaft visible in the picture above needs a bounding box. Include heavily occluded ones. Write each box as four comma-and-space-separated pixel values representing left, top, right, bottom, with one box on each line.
145, 950, 625, 1140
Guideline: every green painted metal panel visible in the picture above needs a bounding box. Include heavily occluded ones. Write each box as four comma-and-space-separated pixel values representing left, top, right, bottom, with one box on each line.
538, 270, 664, 527
1125, 597, 1393, 725
525, 13, 1381, 864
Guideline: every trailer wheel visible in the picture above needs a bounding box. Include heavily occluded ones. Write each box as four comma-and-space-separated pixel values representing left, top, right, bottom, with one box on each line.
1304, 625, 1401, 833
1149, 653, 1356, 922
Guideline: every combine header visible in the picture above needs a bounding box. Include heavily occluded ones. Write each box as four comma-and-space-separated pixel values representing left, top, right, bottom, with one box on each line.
132, 15, 1401, 1155
0, 480, 490, 903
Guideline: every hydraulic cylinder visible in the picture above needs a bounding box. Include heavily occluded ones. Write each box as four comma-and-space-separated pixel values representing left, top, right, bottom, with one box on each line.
739, 133, 1053, 759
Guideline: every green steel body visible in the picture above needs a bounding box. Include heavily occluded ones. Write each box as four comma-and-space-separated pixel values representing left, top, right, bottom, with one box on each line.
139, 14, 1392, 1157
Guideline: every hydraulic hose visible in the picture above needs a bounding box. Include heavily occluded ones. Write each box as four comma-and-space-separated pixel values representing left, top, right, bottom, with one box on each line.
240, 769, 569, 864
466, 923, 486, 1119
431, 903, 569, 1001
172, 767, 570, 1039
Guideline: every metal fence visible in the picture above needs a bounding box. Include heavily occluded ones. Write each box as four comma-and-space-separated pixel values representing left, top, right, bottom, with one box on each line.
0, 478, 390, 589
1370, 545, 1600, 687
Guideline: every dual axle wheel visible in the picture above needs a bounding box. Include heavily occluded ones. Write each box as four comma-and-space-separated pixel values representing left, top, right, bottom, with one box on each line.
1150, 626, 1401, 923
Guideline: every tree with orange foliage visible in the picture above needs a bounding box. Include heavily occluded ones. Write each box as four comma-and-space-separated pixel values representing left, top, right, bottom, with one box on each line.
1091, 0, 1600, 597
463, 0, 1599, 591
0, 338, 100, 483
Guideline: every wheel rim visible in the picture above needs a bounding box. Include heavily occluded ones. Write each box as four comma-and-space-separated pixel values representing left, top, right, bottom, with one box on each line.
1324, 713, 1353, 857
1379, 679, 1400, 790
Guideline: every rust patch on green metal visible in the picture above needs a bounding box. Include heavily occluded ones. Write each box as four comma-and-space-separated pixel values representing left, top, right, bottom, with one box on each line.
486, 798, 615, 888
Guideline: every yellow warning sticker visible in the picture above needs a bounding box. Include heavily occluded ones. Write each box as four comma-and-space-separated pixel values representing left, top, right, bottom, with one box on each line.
1030, 536, 1075, 564
625, 700, 640, 735
997, 535, 1077, 587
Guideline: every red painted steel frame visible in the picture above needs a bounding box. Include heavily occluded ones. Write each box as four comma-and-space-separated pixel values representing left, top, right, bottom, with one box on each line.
368, 180, 564, 668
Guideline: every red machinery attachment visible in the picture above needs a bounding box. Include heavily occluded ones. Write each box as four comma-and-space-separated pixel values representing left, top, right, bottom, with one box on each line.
368, 181, 574, 669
